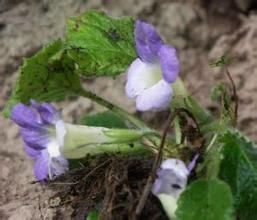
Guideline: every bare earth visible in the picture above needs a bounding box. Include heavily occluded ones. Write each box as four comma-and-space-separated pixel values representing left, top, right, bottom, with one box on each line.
0, 0, 257, 219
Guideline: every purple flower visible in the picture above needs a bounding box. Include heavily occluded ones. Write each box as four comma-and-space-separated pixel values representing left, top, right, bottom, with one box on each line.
125, 20, 180, 111
11, 101, 68, 181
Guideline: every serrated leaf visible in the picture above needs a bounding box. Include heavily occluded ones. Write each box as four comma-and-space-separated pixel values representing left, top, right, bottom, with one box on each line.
219, 130, 257, 220
65, 10, 137, 77
176, 179, 234, 220
80, 111, 127, 128
3, 40, 81, 117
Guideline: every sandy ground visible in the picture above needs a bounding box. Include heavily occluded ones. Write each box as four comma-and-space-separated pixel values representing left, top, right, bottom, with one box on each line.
0, 0, 257, 219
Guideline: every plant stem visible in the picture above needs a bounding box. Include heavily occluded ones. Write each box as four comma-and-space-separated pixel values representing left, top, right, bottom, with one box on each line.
77, 87, 149, 130
225, 66, 238, 126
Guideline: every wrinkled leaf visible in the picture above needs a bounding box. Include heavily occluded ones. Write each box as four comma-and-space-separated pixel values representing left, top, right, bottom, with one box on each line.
219, 130, 257, 220
80, 111, 127, 128
65, 10, 137, 77
3, 40, 81, 117
176, 179, 234, 220
86, 210, 99, 220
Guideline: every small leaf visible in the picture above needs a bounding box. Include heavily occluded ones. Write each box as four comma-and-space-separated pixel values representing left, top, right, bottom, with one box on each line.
176, 179, 234, 220
210, 83, 234, 125
3, 40, 81, 117
80, 111, 128, 128
86, 210, 99, 220
65, 10, 137, 77
210, 55, 232, 67
219, 130, 257, 220
210, 83, 227, 101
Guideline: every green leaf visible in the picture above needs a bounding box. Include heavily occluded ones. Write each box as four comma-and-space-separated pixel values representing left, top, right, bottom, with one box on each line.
176, 179, 234, 220
219, 130, 257, 220
80, 111, 128, 128
65, 10, 137, 77
86, 210, 99, 220
210, 83, 235, 125
210, 83, 227, 101
210, 55, 232, 67
205, 142, 222, 180
3, 40, 81, 117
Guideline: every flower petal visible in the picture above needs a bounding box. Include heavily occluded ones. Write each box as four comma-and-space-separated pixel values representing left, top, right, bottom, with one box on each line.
33, 102, 59, 125
135, 20, 163, 63
11, 103, 41, 129
33, 150, 68, 181
161, 158, 189, 179
136, 80, 172, 111
24, 144, 41, 159
152, 159, 189, 198
187, 154, 199, 172
49, 156, 69, 178
55, 120, 66, 148
152, 169, 187, 198
20, 128, 49, 150
158, 44, 180, 83
34, 150, 49, 181
125, 58, 162, 98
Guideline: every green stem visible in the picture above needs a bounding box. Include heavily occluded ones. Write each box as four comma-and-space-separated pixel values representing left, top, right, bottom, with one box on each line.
78, 87, 149, 130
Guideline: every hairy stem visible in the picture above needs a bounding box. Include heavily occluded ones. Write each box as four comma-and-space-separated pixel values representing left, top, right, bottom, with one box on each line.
77, 87, 149, 130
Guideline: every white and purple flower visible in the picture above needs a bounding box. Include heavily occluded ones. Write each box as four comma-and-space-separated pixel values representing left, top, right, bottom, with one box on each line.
152, 159, 189, 198
11, 101, 68, 181
125, 20, 180, 111
151, 156, 198, 219
11, 101, 154, 181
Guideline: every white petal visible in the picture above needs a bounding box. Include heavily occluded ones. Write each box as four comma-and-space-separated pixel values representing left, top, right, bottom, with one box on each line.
47, 140, 61, 158
136, 80, 172, 111
125, 58, 162, 98
161, 159, 189, 179
55, 120, 67, 148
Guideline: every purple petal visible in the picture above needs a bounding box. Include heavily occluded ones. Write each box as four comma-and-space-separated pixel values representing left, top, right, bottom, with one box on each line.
11, 103, 42, 129
135, 20, 163, 63
33, 151, 68, 181
34, 150, 49, 181
187, 154, 199, 173
136, 80, 172, 111
31, 101, 59, 125
20, 128, 49, 150
158, 45, 180, 83
125, 58, 162, 98
36, 103, 59, 125
24, 144, 41, 159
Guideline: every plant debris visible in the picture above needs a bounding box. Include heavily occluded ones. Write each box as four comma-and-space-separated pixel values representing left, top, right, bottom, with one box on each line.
49, 155, 168, 220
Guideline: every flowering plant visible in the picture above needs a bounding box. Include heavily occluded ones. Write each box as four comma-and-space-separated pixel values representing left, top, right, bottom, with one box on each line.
4, 10, 257, 220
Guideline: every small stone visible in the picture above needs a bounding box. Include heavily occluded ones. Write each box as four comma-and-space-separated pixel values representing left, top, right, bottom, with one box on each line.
49, 196, 61, 208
